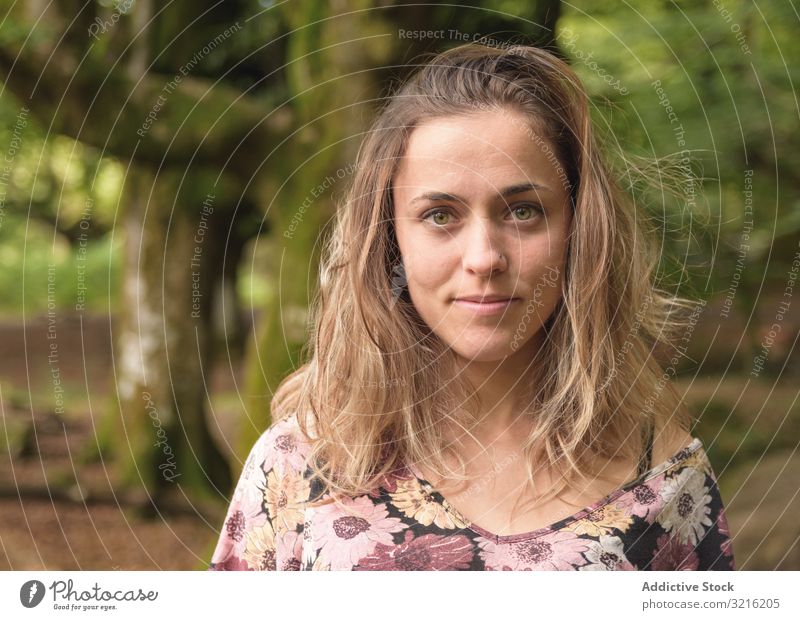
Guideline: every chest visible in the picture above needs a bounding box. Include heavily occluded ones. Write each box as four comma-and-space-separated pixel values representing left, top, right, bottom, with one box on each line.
417, 453, 639, 537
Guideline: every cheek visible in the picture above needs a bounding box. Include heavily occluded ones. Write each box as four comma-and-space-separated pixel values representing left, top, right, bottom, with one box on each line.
405, 251, 451, 295
399, 234, 453, 292
518, 242, 567, 302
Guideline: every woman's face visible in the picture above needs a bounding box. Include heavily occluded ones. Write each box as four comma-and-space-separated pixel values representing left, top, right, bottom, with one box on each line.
392, 109, 573, 363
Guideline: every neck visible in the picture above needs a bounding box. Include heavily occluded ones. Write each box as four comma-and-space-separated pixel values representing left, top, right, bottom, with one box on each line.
449, 331, 545, 446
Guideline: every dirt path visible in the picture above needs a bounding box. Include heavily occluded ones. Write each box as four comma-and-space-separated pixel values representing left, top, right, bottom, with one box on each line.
0, 313, 232, 570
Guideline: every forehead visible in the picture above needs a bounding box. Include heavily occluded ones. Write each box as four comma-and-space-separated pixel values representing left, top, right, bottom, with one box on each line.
393, 110, 564, 197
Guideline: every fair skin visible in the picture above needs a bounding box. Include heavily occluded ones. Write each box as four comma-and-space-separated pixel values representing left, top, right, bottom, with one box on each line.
392, 109, 691, 536
392, 109, 570, 442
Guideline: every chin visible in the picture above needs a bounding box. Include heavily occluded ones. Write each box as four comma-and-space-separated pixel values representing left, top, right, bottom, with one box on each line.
448, 338, 520, 362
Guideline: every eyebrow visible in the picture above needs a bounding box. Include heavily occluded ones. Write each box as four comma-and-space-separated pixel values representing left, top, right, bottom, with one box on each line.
409, 182, 551, 205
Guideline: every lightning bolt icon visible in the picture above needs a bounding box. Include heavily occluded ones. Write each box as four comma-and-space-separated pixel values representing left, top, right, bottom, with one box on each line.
28, 582, 38, 603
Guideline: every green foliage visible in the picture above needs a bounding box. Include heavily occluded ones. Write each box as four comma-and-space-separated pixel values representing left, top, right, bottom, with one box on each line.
0, 102, 124, 317
0, 214, 121, 318
561, 0, 799, 302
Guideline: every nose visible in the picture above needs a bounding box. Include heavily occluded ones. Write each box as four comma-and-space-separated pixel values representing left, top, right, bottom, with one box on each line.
460, 217, 507, 276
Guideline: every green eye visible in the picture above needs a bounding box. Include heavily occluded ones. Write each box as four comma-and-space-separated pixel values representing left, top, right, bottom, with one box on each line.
425, 210, 451, 226
511, 205, 536, 220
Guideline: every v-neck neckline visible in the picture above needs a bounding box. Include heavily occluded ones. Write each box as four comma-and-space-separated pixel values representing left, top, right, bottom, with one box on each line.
406, 438, 702, 543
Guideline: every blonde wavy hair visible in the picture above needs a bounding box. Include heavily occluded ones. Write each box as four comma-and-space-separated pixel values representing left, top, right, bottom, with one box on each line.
270, 42, 696, 512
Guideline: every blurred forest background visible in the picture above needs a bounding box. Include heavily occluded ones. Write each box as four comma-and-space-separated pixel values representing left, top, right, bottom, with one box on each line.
0, 0, 798, 570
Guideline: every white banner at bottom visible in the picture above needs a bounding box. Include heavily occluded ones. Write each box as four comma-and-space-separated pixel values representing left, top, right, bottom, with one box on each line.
0, 570, 796, 619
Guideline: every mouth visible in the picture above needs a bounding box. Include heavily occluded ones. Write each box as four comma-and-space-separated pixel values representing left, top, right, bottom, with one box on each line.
454, 294, 518, 303
452, 296, 520, 316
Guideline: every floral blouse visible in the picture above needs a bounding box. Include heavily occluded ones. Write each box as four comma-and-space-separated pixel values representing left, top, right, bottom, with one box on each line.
208, 414, 735, 571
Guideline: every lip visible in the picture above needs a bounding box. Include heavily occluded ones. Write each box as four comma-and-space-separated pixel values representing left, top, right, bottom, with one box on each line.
454, 295, 518, 302
452, 297, 519, 316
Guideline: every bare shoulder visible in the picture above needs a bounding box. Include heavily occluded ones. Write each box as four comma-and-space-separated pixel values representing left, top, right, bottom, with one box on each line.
651, 420, 694, 465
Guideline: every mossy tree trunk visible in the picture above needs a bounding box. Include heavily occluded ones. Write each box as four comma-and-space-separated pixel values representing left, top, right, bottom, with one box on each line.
0, 1, 291, 510
100, 166, 235, 511
240, 1, 392, 452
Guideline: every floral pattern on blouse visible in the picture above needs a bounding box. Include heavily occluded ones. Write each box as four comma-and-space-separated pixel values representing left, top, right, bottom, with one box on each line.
209, 414, 735, 571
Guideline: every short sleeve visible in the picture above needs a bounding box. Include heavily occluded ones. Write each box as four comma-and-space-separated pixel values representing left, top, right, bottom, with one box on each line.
651, 449, 736, 571
208, 427, 275, 571
693, 474, 736, 570
208, 415, 312, 571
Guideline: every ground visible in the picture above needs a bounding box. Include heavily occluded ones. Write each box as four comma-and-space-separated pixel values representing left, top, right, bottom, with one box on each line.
0, 313, 229, 570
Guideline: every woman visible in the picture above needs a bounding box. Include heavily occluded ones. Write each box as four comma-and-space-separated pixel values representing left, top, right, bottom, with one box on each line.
209, 43, 735, 571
